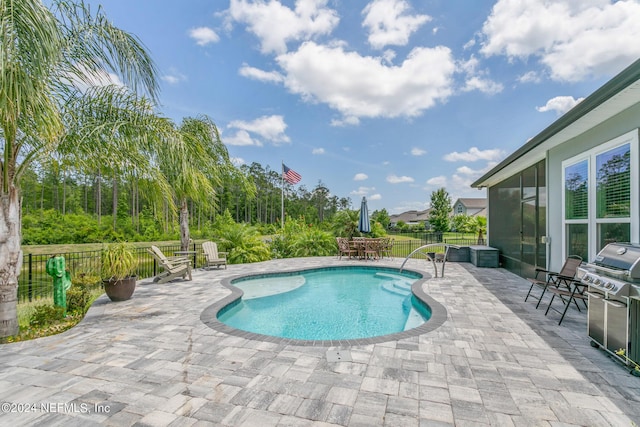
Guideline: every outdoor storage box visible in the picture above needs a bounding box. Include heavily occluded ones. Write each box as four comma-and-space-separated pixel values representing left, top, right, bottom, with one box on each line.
446, 246, 470, 263
469, 246, 499, 268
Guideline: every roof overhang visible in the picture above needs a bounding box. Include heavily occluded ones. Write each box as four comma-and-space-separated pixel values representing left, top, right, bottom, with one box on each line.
472, 59, 640, 189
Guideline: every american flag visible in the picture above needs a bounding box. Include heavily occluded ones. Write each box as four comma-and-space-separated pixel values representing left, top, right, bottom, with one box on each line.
282, 164, 302, 184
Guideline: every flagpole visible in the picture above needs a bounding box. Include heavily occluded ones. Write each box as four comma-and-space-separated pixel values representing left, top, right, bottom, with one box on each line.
281, 161, 284, 228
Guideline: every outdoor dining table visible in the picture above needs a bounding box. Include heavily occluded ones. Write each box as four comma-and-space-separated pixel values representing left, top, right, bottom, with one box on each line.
349, 238, 381, 260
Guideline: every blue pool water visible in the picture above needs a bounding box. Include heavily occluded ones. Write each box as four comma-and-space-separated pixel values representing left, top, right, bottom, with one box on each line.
217, 267, 431, 340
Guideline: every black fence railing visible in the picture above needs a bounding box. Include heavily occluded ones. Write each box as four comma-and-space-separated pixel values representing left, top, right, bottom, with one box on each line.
19, 242, 204, 304
387, 231, 485, 246
18, 238, 488, 304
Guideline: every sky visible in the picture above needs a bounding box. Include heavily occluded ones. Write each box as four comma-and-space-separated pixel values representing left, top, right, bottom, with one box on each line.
82, 0, 640, 214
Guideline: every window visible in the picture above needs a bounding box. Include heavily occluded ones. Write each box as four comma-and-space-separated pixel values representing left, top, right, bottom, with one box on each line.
565, 160, 588, 220
562, 130, 638, 261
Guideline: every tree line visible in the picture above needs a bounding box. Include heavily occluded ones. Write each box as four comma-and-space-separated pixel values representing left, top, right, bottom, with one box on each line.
20, 159, 363, 245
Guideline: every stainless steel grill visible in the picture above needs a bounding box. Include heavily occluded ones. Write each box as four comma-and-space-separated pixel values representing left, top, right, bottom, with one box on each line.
577, 243, 640, 367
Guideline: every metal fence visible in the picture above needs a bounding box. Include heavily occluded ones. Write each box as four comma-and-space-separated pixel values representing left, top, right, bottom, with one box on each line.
388, 231, 485, 246
19, 242, 204, 304
18, 238, 487, 304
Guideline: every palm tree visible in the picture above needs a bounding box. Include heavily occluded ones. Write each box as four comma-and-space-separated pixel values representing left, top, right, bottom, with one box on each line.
158, 116, 241, 251
0, 0, 159, 337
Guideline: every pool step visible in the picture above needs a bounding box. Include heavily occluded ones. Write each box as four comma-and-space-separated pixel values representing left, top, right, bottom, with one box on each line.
380, 280, 412, 296
404, 307, 425, 330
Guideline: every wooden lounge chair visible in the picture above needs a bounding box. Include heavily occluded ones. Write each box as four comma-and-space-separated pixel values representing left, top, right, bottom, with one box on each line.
202, 241, 227, 269
525, 255, 582, 308
148, 245, 192, 283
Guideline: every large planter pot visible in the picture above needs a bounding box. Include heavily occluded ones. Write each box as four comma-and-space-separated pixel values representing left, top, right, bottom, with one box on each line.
103, 276, 137, 301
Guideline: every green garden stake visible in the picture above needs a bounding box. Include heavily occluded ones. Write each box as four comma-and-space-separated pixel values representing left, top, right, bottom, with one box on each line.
46, 255, 72, 316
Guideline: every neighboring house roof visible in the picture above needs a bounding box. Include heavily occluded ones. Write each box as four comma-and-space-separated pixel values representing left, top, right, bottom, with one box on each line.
472, 58, 640, 189
455, 198, 486, 209
390, 209, 430, 223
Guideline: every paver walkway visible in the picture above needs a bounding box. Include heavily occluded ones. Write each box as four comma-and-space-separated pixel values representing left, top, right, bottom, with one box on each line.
1, 257, 639, 426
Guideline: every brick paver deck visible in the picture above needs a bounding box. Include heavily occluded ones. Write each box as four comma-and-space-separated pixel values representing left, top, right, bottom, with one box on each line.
1, 257, 639, 426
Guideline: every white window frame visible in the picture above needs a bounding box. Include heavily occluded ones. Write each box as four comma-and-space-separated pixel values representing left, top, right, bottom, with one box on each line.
561, 129, 639, 262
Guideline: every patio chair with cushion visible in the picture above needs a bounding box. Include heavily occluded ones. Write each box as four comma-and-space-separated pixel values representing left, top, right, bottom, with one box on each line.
148, 245, 192, 283
202, 241, 227, 269
524, 255, 582, 309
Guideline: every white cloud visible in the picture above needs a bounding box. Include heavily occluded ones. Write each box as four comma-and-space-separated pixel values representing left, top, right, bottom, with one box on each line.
230, 157, 245, 166
161, 69, 187, 85
312, 147, 325, 154
536, 95, 585, 115
331, 116, 361, 127
224, 129, 262, 146
227, 0, 339, 54
369, 193, 382, 201
459, 56, 503, 95
480, 0, 640, 81
411, 147, 427, 156
351, 186, 376, 196
462, 76, 503, 95
354, 173, 368, 181
362, 0, 431, 49
277, 41, 455, 122
239, 64, 285, 83
226, 115, 290, 146
444, 147, 506, 162
387, 174, 414, 184
518, 70, 541, 83
189, 27, 220, 46
426, 176, 447, 187
456, 166, 479, 175
65, 65, 124, 92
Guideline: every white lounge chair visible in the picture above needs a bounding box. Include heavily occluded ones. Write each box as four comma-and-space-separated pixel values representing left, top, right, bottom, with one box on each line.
202, 241, 228, 269
148, 245, 192, 283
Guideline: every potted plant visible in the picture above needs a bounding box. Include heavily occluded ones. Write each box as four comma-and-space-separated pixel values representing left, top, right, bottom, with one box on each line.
101, 242, 138, 301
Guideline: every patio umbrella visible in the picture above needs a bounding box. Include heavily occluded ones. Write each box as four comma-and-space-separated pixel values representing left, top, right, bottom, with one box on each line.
358, 197, 371, 233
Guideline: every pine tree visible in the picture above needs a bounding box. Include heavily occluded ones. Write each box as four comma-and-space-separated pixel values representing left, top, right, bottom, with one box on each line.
428, 188, 452, 232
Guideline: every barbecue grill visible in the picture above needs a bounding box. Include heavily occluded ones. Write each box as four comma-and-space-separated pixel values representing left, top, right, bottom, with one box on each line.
577, 243, 640, 366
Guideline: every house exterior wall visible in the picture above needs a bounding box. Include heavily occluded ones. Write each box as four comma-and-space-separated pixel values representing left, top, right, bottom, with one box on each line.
546, 102, 640, 272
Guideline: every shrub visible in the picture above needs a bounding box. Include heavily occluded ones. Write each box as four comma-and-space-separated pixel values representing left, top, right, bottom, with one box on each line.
290, 227, 336, 257
29, 305, 66, 328
66, 284, 91, 314
215, 222, 271, 264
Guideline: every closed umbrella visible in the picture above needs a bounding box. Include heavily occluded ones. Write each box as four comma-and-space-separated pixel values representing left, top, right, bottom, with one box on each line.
358, 197, 371, 233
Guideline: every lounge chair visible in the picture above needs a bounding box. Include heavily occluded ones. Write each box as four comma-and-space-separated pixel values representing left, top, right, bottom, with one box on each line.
148, 245, 192, 283
336, 237, 357, 260
202, 241, 227, 269
525, 255, 582, 308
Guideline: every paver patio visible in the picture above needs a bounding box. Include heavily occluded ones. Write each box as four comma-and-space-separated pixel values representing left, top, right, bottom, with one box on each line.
1, 257, 639, 426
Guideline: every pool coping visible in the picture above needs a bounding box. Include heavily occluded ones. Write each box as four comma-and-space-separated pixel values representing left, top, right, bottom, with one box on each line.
200, 265, 448, 347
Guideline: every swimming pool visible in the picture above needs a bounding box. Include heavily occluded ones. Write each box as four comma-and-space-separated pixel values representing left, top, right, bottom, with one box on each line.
211, 266, 437, 342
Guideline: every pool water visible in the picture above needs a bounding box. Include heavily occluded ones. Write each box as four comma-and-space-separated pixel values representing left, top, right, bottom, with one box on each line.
217, 267, 431, 341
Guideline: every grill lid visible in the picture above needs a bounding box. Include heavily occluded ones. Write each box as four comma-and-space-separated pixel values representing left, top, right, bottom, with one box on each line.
592, 242, 640, 279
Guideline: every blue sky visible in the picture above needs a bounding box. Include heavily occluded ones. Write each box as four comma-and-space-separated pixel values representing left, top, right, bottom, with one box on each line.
84, 0, 640, 214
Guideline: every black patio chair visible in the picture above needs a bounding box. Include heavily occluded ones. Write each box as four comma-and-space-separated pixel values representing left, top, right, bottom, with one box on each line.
524, 255, 582, 309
